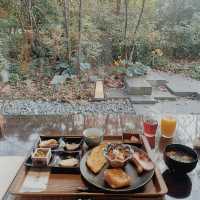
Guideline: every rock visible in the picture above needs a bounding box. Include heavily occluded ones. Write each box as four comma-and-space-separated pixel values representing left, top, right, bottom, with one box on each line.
125, 78, 152, 95
0, 85, 11, 95
89, 75, 99, 83
0, 44, 9, 83
126, 62, 150, 77
50, 75, 67, 90
80, 63, 91, 71
0, 69, 9, 83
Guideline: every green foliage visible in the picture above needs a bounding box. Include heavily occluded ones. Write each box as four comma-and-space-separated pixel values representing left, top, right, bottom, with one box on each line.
157, 0, 200, 59
56, 62, 77, 78
111, 66, 127, 75
190, 65, 200, 80
9, 63, 25, 85
134, 37, 152, 65
1, 0, 200, 83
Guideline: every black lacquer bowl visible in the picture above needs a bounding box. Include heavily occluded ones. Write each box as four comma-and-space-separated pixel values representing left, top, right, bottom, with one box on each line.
164, 144, 198, 174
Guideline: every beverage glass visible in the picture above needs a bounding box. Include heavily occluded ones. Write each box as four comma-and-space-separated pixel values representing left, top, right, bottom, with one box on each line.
143, 116, 158, 137
143, 116, 158, 149
161, 115, 176, 138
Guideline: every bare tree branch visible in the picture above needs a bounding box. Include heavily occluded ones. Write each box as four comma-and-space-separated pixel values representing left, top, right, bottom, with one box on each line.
128, 0, 146, 63
116, 0, 121, 15
78, 0, 82, 70
124, 0, 128, 66
63, 0, 70, 61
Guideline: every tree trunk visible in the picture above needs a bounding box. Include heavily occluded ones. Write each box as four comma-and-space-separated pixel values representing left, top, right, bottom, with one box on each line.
19, 0, 33, 73
128, 0, 146, 63
63, 0, 70, 61
27, 0, 33, 29
116, 0, 121, 15
124, 0, 128, 66
78, 0, 82, 71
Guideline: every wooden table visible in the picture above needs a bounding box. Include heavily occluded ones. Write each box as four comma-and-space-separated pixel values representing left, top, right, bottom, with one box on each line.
1, 114, 200, 200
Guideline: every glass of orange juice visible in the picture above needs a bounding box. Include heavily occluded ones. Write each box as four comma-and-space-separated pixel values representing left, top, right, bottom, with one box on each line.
161, 115, 177, 138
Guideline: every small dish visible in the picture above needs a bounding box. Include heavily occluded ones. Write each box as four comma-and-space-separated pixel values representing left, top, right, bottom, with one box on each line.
122, 133, 142, 147
164, 144, 198, 174
39, 136, 60, 149
61, 137, 83, 152
104, 143, 132, 168
83, 128, 104, 148
50, 151, 80, 173
31, 148, 51, 167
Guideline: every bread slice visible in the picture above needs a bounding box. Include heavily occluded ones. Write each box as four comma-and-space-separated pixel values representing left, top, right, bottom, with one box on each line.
104, 168, 131, 189
86, 143, 107, 174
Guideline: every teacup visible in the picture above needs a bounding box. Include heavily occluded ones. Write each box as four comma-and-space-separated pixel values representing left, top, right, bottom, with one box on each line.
83, 128, 104, 148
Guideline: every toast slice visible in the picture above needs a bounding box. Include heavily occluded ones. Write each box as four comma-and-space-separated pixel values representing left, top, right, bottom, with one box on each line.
104, 168, 131, 189
86, 143, 107, 174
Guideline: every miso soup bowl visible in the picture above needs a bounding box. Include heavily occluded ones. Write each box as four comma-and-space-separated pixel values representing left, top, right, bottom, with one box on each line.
83, 128, 104, 148
164, 144, 198, 174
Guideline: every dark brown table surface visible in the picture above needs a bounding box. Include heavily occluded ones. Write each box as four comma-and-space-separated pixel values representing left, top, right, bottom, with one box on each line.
1, 114, 200, 200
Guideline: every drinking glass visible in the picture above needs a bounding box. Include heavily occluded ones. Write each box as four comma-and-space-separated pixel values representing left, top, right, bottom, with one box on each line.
143, 116, 158, 137
161, 114, 177, 138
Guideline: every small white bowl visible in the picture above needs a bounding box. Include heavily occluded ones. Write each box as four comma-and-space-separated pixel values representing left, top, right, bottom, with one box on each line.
83, 128, 104, 148
32, 148, 51, 166
104, 143, 133, 168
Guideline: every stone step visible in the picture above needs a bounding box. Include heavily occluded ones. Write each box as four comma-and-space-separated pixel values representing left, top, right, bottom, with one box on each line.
125, 78, 152, 95
152, 87, 176, 101
146, 71, 168, 87
105, 88, 128, 99
129, 95, 157, 104
166, 83, 198, 97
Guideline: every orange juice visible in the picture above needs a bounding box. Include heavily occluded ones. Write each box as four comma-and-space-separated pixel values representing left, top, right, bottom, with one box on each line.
161, 116, 176, 138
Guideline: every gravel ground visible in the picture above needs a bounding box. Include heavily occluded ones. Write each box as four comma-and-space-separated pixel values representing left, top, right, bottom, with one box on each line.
0, 100, 135, 115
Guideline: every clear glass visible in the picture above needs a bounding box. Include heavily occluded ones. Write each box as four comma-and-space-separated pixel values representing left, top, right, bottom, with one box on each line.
193, 115, 200, 148
160, 114, 177, 138
143, 115, 158, 137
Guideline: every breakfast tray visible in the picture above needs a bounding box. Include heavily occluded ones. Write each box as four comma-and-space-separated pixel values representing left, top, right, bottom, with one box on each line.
9, 135, 168, 199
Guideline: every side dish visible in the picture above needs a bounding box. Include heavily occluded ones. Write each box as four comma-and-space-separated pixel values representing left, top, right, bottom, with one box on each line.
123, 133, 141, 145
131, 151, 154, 174
59, 158, 79, 167
104, 168, 131, 189
39, 139, 58, 149
86, 143, 107, 173
34, 149, 48, 157
104, 143, 132, 168
164, 144, 198, 174
166, 150, 194, 163
65, 143, 80, 151
32, 148, 51, 166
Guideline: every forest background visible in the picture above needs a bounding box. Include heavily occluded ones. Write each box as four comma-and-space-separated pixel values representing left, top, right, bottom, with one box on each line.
0, 0, 200, 101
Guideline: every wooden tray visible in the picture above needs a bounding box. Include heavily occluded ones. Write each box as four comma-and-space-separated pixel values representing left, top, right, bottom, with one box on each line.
9, 135, 168, 199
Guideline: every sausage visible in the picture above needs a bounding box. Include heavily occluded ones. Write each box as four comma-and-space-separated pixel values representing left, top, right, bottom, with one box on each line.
131, 157, 144, 174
